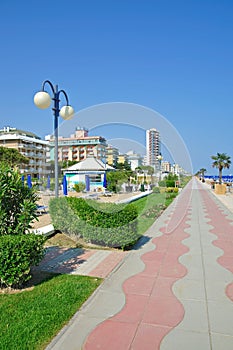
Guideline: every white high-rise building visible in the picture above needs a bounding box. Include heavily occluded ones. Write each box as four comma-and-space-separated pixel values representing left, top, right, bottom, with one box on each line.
146, 128, 160, 170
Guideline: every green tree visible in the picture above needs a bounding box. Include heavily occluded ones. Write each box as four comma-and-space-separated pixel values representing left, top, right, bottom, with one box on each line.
211, 153, 231, 184
158, 173, 178, 187
0, 163, 38, 235
115, 160, 132, 171
199, 168, 206, 178
139, 165, 154, 175
106, 171, 128, 193
0, 146, 29, 167
61, 160, 78, 169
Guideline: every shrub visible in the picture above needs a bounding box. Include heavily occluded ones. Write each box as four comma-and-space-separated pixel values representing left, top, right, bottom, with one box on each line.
0, 163, 38, 235
0, 234, 45, 288
73, 182, 86, 193
153, 187, 160, 193
49, 197, 139, 249
158, 180, 166, 187
159, 187, 166, 193
165, 187, 179, 193
49, 197, 83, 237
166, 180, 175, 187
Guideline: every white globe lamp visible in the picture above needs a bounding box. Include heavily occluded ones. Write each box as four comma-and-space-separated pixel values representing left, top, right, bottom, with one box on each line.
34, 91, 51, 109
60, 105, 74, 120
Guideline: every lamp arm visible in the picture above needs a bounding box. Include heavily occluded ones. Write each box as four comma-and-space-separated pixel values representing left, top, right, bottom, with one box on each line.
42, 80, 55, 95
58, 89, 70, 106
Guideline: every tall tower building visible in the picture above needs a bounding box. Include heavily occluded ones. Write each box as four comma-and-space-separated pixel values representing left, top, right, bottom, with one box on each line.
146, 128, 160, 170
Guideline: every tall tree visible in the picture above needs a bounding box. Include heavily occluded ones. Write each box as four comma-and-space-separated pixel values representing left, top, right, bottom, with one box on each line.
135, 165, 154, 175
199, 168, 207, 178
0, 146, 29, 167
211, 153, 231, 184
106, 171, 128, 193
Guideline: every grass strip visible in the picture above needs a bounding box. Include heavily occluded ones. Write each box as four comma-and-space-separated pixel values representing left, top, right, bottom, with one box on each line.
0, 274, 102, 350
133, 192, 177, 235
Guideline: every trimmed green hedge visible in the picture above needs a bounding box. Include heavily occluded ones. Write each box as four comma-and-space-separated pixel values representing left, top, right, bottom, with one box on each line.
0, 234, 45, 288
49, 197, 139, 249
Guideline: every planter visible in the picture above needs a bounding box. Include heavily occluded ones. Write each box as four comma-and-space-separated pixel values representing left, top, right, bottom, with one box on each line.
214, 184, 226, 195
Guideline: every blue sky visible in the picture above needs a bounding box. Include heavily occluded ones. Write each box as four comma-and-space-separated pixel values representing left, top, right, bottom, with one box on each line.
0, 0, 233, 174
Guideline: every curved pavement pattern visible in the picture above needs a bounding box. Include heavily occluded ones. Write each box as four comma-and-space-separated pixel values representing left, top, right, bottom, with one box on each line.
47, 178, 233, 350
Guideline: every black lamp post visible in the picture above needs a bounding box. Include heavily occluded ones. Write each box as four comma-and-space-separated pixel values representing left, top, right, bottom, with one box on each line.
34, 80, 74, 197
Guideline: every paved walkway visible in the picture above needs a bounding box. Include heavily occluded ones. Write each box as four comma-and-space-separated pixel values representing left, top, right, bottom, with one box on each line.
36, 246, 127, 278
46, 178, 233, 350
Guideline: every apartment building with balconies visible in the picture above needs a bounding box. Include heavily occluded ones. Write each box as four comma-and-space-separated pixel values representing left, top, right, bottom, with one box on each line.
106, 145, 119, 166
0, 126, 50, 178
47, 127, 107, 163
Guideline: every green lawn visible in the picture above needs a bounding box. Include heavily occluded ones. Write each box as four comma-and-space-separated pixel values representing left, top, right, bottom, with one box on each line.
0, 274, 102, 350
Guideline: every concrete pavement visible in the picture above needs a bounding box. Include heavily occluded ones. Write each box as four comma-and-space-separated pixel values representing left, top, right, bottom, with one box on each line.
46, 178, 233, 349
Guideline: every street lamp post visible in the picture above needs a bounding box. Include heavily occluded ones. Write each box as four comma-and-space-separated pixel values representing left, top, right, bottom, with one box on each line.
157, 153, 163, 181
34, 80, 74, 197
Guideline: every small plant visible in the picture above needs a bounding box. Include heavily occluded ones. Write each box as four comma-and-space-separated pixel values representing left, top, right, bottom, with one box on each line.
142, 204, 166, 218
73, 182, 86, 193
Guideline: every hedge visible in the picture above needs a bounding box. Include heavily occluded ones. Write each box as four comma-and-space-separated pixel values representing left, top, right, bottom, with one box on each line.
0, 234, 45, 288
49, 197, 139, 249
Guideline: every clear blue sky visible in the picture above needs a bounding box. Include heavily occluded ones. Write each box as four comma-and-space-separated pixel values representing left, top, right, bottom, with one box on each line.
0, 0, 233, 174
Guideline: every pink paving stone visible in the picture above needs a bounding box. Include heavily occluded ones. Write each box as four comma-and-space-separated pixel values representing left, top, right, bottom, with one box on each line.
172, 230, 189, 241
213, 240, 233, 255
152, 235, 171, 252
83, 320, 138, 350
88, 251, 127, 278
151, 277, 178, 298
226, 283, 233, 301
113, 294, 148, 323
165, 211, 190, 235
217, 256, 233, 273
123, 274, 155, 295
142, 295, 184, 327
131, 324, 172, 350
159, 254, 187, 278
142, 250, 166, 262
166, 241, 189, 255
140, 260, 161, 277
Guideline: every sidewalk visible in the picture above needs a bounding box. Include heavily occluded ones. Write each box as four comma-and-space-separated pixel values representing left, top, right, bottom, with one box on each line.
46, 178, 233, 350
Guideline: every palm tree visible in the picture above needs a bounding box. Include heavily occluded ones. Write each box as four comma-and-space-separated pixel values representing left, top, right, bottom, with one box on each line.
199, 168, 207, 179
200, 168, 206, 176
211, 153, 231, 184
